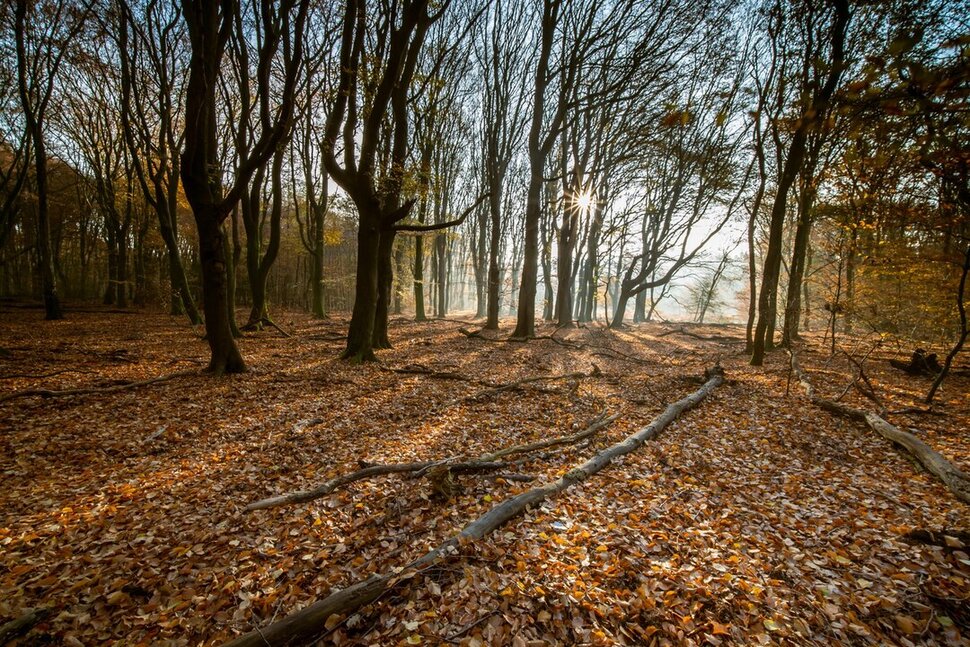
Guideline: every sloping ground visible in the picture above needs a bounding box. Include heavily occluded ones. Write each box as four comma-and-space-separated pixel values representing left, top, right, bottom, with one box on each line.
0, 308, 967, 646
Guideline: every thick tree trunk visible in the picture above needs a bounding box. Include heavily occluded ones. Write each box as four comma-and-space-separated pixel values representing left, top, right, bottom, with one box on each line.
512, 167, 542, 338
197, 213, 245, 374
611, 288, 631, 329
344, 214, 381, 362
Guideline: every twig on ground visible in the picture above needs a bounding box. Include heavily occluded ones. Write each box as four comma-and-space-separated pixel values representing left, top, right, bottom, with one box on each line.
0, 370, 196, 404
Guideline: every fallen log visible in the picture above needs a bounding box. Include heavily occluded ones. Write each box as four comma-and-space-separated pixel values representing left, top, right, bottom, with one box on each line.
0, 370, 196, 404
864, 412, 970, 504
0, 608, 48, 644
223, 367, 723, 647
245, 411, 619, 512
902, 528, 970, 551
657, 327, 741, 343
789, 349, 970, 505
458, 327, 583, 348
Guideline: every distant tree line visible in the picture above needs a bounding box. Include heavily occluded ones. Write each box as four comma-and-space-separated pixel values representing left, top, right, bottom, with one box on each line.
0, 0, 966, 373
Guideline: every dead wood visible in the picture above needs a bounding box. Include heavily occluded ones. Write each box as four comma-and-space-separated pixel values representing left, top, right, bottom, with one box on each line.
447, 366, 601, 406
864, 412, 970, 504
306, 332, 347, 341
0, 368, 99, 380
458, 327, 583, 348
902, 528, 970, 551
0, 370, 196, 404
889, 349, 942, 376
888, 407, 945, 417
379, 364, 478, 383
789, 349, 970, 504
245, 462, 435, 511
476, 410, 618, 461
245, 411, 619, 512
222, 368, 724, 647
0, 608, 48, 644
657, 327, 741, 343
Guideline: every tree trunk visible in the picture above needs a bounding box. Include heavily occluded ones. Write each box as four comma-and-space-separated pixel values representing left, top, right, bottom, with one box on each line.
344, 213, 381, 362
159, 194, 201, 323
781, 185, 816, 346
198, 212, 245, 374
512, 164, 542, 338
555, 207, 577, 327
414, 233, 427, 322
751, 0, 849, 365
392, 242, 406, 315
373, 227, 395, 349
310, 200, 326, 318
485, 189, 502, 329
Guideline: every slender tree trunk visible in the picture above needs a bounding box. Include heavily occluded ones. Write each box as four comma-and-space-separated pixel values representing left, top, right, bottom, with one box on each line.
782, 185, 816, 345
414, 233, 427, 322
158, 193, 201, 322
803, 241, 812, 331
392, 242, 406, 315
844, 226, 857, 333
485, 190, 502, 329
435, 233, 447, 318
224, 216, 241, 338
373, 227, 396, 349
751, 0, 849, 365
104, 228, 117, 305
310, 194, 327, 318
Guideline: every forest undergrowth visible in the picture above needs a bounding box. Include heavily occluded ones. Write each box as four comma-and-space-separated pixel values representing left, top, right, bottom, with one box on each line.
0, 307, 968, 646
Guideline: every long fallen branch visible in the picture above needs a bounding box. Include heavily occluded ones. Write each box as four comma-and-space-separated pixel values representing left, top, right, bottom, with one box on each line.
447, 367, 600, 406
790, 349, 970, 504
0, 370, 196, 404
245, 411, 618, 512
223, 367, 724, 647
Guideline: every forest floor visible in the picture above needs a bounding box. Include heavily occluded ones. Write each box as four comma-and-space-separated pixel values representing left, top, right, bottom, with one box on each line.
0, 306, 968, 647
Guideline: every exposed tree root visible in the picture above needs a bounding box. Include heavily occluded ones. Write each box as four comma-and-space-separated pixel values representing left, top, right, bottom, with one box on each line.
789, 348, 970, 504
243, 317, 292, 338
224, 368, 724, 647
245, 411, 619, 512
0, 370, 196, 404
